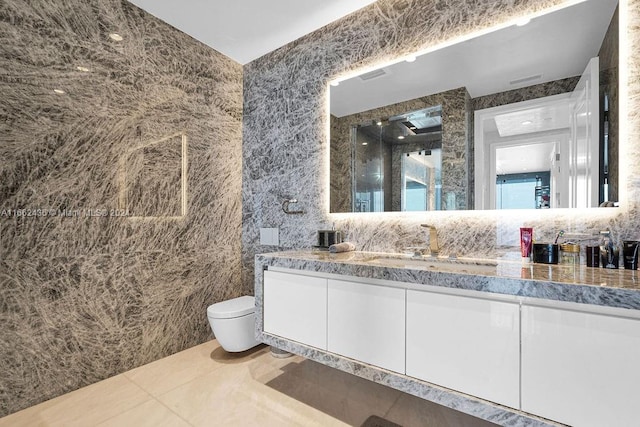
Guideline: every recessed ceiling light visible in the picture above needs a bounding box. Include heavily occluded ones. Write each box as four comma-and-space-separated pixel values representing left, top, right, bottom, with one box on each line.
516, 17, 531, 27
398, 135, 405, 140
330, 81, 339, 87
53, 89, 65, 94
362, 142, 368, 146
521, 120, 533, 125
109, 33, 123, 41
405, 56, 416, 63
376, 121, 382, 126
76, 66, 90, 72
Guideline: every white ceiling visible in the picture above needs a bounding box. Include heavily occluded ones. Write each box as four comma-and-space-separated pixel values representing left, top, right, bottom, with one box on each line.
494, 102, 572, 138
495, 142, 556, 176
127, 0, 378, 64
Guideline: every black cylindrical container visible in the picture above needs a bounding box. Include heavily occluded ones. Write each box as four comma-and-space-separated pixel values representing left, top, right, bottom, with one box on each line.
532, 243, 559, 264
586, 245, 600, 267
622, 240, 640, 270
317, 230, 342, 247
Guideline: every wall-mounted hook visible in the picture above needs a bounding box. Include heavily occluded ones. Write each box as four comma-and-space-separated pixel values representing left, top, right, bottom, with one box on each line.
282, 199, 304, 215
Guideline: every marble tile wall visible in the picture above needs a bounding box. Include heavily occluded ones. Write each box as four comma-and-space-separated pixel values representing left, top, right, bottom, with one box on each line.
0, 0, 242, 417
242, 0, 639, 290
470, 77, 580, 111
329, 114, 353, 212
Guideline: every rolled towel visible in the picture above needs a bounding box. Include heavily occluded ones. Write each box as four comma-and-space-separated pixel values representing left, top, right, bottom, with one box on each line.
328, 242, 356, 253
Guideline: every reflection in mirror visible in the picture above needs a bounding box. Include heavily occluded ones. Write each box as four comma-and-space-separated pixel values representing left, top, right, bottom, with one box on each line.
331, 88, 471, 213
475, 57, 611, 209
352, 106, 443, 212
403, 150, 443, 211
329, 0, 619, 212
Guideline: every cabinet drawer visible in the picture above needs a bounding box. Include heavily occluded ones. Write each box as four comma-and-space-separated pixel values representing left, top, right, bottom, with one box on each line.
406, 289, 520, 409
264, 270, 327, 349
327, 279, 405, 373
522, 304, 640, 427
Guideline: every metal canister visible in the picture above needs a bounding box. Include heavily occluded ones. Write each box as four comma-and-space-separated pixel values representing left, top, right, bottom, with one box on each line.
560, 243, 580, 265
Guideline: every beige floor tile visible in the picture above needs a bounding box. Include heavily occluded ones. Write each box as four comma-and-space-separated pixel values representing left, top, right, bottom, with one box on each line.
0, 407, 50, 427
155, 361, 266, 426
0, 375, 151, 427
125, 339, 268, 396
384, 392, 499, 427
1, 341, 506, 427
242, 373, 350, 427
261, 379, 384, 426
96, 399, 192, 427
271, 359, 401, 405
156, 353, 347, 427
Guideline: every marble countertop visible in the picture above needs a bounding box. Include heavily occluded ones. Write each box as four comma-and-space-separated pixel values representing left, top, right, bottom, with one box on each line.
256, 250, 640, 311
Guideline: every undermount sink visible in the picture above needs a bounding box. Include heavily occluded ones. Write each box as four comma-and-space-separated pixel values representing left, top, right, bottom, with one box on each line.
365, 255, 498, 275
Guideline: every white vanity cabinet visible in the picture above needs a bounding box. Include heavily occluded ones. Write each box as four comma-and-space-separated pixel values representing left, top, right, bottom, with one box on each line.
406, 289, 520, 409
260, 256, 640, 427
521, 303, 640, 427
327, 279, 406, 373
263, 270, 327, 349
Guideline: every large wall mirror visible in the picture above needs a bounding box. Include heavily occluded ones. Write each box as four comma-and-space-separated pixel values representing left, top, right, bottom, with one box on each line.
329, 0, 619, 212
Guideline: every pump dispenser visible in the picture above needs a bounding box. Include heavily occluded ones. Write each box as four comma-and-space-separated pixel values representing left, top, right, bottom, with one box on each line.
600, 229, 619, 269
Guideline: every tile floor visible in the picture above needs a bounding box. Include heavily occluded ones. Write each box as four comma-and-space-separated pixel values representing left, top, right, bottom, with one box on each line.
0, 340, 498, 426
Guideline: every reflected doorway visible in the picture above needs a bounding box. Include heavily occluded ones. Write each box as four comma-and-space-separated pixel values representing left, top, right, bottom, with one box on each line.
401, 150, 442, 211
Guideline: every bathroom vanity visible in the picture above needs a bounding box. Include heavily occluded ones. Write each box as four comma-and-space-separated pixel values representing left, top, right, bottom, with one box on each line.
255, 251, 640, 427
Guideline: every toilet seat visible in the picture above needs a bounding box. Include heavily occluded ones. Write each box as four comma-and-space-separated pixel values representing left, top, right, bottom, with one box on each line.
207, 295, 255, 319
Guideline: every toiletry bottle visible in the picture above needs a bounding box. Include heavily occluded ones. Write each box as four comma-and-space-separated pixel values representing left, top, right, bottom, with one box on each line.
520, 227, 533, 263
599, 230, 619, 269
622, 240, 640, 270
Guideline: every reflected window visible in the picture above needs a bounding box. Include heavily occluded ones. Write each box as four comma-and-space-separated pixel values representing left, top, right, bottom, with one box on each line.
496, 172, 550, 209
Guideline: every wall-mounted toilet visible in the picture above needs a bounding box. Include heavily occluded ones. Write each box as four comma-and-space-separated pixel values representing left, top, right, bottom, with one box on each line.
207, 295, 260, 352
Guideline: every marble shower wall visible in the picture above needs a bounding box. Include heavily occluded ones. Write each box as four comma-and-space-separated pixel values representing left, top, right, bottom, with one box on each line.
243, 0, 640, 288
0, 0, 242, 417
331, 87, 471, 212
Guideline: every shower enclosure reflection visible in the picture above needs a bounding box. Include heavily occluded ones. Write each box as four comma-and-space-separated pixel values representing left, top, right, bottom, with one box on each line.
351, 106, 443, 212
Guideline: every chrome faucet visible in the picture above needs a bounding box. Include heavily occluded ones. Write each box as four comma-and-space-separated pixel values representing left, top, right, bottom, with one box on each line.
420, 224, 439, 256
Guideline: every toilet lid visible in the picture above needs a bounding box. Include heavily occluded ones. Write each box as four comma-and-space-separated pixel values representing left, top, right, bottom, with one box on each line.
207, 295, 255, 319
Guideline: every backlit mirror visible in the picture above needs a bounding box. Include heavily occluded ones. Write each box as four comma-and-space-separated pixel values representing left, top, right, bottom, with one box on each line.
329, 0, 619, 212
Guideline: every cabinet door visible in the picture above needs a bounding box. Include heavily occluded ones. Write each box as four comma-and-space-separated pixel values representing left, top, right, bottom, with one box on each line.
263, 270, 327, 349
406, 290, 520, 409
327, 279, 405, 373
522, 304, 640, 427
